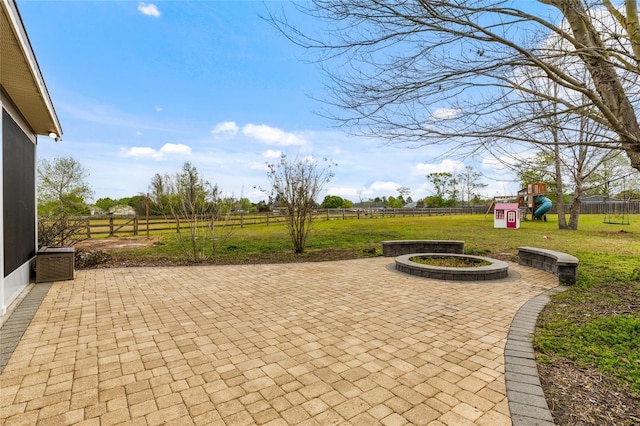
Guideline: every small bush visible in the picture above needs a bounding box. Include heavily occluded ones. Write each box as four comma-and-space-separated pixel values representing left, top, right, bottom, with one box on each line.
75, 249, 112, 269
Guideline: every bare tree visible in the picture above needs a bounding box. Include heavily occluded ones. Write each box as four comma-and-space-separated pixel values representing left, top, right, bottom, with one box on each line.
515, 125, 621, 229
356, 189, 364, 207
158, 162, 233, 263
267, 1, 640, 171
148, 173, 171, 215
583, 153, 637, 198
498, 58, 626, 229
37, 215, 87, 248
396, 186, 411, 205
266, 155, 335, 254
459, 166, 487, 206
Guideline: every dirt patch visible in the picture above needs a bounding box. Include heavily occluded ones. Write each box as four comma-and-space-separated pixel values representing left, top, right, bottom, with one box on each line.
74, 239, 368, 269
75, 237, 159, 251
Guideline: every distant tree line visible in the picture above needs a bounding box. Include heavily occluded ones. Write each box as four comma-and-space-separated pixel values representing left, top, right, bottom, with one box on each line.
320, 167, 489, 209
37, 156, 496, 220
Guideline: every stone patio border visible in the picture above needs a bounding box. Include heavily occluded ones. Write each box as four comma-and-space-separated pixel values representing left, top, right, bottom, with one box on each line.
505, 286, 567, 426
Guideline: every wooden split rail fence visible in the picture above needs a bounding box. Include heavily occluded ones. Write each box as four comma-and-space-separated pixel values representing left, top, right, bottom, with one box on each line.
70, 202, 636, 239
77, 207, 490, 238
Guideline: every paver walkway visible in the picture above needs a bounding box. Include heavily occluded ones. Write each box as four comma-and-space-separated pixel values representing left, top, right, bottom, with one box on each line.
0, 258, 558, 425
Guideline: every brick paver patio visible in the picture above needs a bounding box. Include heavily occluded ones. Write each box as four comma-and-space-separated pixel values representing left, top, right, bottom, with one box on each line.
0, 258, 558, 425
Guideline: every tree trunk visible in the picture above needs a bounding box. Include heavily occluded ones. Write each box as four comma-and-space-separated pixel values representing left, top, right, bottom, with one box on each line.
568, 197, 581, 230
552, 127, 568, 229
555, 177, 568, 229
568, 179, 583, 230
543, 0, 640, 171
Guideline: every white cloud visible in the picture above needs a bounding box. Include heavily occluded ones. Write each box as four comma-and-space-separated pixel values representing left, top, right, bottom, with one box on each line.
410, 183, 431, 200
211, 121, 239, 136
431, 108, 462, 120
262, 149, 282, 159
120, 143, 191, 160
242, 123, 306, 146
369, 181, 402, 192
121, 146, 162, 160
326, 186, 360, 198
138, 3, 160, 17
160, 143, 191, 156
246, 189, 267, 201
155, 106, 163, 112
414, 159, 465, 174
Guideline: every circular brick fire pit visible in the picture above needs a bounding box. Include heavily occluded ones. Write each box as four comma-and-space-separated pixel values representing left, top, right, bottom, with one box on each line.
395, 253, 509, 281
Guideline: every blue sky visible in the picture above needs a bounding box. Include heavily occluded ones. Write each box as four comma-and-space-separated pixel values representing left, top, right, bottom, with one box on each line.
20, 0, 518, 203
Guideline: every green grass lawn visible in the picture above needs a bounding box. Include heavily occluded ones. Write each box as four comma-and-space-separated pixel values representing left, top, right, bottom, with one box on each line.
107, 213, 640, 397
107, 213, 640, 260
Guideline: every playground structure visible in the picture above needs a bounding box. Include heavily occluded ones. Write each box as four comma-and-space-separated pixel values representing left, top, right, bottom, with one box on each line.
487, 182, 553, 222
488, 181, 634, 224
517, 182, 552, 220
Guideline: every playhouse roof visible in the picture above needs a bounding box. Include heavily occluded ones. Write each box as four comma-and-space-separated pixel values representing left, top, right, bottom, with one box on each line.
495, 203, 519, 210
1, 0, 62, 137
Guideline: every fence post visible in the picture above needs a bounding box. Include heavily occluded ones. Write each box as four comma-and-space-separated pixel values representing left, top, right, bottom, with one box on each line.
133, 216, 138, 236
266, 212, 270, 226
145, 193, 150, 240
241, 212, 244, 228
176, 217, 180, 233
86, 219, 91, 239
109, 216, 114, 236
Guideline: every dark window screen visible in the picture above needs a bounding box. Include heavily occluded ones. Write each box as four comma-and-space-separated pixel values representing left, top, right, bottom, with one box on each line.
3, 109, 36, 277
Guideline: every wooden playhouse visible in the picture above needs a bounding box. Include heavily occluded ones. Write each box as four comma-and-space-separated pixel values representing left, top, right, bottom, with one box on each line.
494, 203, 520, 229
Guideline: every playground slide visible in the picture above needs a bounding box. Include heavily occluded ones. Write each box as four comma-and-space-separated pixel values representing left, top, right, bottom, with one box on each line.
534, 196, 552, 218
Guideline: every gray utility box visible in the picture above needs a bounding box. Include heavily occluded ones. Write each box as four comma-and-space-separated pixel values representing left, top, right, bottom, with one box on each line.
36, 246, 75, 282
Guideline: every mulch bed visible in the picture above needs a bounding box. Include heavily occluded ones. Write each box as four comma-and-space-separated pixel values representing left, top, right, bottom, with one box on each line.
535, 273, 640, 425
538, 359, 639, 426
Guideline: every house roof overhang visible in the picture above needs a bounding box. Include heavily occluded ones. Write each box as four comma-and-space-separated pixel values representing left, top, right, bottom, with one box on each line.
1, 0, 62, 138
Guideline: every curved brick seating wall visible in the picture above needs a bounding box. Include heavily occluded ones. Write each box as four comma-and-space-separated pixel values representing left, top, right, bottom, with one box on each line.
518, 246, 579, 285
382, 240, 464, 257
